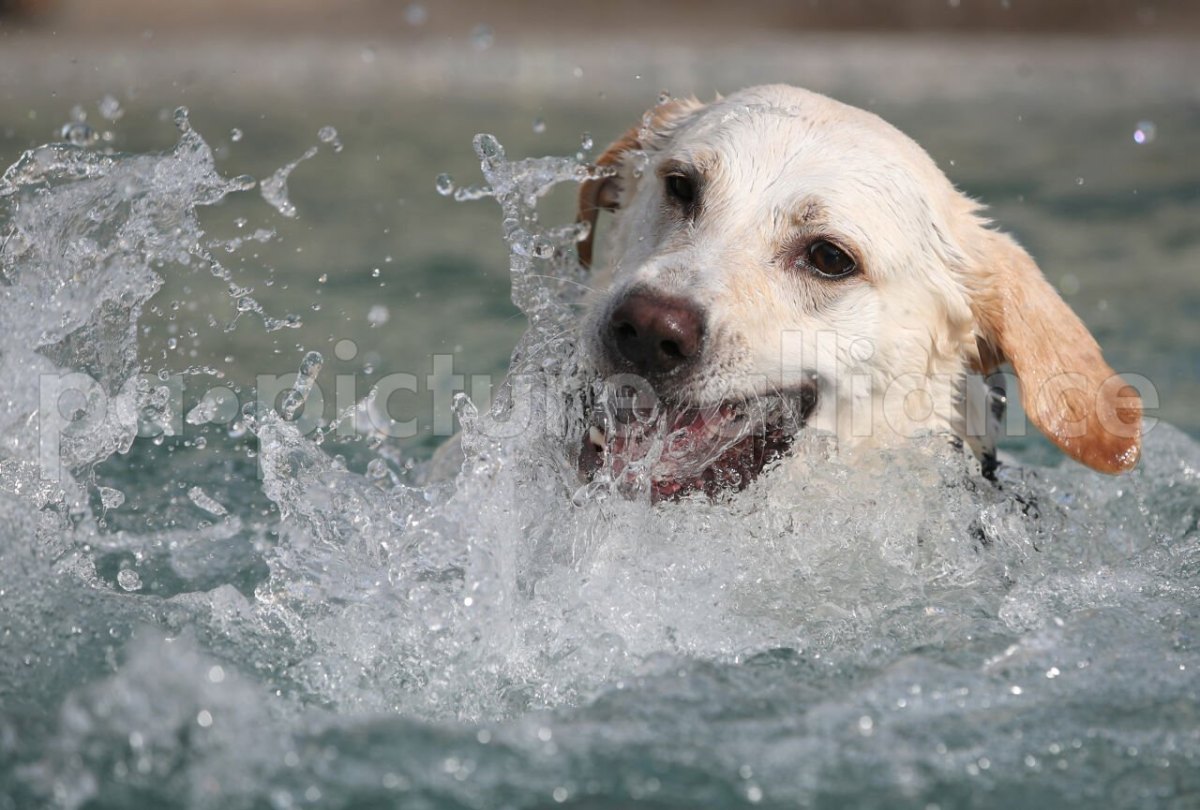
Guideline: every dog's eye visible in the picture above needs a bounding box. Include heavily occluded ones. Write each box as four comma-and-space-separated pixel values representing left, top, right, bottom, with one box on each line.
806, 239, 857, 279
664, 174, 697, 209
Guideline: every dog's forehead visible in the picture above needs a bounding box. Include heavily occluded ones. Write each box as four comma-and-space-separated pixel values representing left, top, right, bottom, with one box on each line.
667, 87, 949, 209
657, 87, 958, 264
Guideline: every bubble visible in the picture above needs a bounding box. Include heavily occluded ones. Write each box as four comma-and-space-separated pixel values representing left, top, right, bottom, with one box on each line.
1133, 120, 1157, 145
196, 710, 213, 728
230, 128, 243, 142
334, 339, 358, 360
471, 24, 494, 50
435, 173, 456, 196
116, 569, 143, 592
532, 117, 546, 134
572, 66, 584, 78
366, 458, 389, 479
580, 132, 594, 152
1075, 177, 1085, 186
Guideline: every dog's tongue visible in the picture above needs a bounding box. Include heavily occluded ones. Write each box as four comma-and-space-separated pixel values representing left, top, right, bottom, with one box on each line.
580, 403, 769, 501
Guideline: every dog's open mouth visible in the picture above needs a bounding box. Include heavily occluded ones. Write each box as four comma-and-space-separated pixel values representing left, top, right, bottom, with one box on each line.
577, 382, 817, 502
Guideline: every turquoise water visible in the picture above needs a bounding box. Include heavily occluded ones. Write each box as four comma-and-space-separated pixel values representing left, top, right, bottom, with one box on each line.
0, 43, 1198, 809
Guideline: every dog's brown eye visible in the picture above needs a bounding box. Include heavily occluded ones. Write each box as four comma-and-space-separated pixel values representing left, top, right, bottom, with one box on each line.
664, 174, 697, 209
806, 239, 857, 279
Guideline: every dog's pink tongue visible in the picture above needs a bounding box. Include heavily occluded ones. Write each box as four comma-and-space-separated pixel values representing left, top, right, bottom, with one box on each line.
610, 404, 744, 482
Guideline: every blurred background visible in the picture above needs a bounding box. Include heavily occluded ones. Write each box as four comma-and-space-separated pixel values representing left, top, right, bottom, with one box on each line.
1, 0, 1196, 457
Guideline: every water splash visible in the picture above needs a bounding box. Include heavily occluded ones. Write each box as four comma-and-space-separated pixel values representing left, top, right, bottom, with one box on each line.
0, 106, 1197, 810
260, 145, 318, 218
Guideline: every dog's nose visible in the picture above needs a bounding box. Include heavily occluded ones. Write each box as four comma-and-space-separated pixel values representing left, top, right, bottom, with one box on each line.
607, 291, 705, 375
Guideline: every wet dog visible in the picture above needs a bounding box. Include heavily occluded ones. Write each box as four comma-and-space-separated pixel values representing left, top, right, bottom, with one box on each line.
574, 85, 1141, 501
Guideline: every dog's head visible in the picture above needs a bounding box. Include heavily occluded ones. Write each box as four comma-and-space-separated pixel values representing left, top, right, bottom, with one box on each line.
575, 85, 1141, 500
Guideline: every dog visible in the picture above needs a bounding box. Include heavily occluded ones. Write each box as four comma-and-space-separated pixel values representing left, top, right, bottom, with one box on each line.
573, 85, 1141, 501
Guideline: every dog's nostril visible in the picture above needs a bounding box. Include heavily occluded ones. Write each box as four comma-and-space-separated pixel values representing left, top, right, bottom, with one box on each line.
606, 291, 705, 375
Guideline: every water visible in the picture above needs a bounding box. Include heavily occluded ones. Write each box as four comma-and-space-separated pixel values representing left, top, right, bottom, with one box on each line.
0, 86, 1197, 810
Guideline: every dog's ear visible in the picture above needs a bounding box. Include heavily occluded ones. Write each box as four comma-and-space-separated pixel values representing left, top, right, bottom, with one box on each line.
577, 98, 702, 269
966, 228, 1141, 473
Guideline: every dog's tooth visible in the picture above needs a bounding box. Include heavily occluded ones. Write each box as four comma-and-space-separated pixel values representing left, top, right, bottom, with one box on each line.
588, 425, 607, 452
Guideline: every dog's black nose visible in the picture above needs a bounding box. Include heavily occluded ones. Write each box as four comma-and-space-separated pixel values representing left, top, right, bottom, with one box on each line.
607, 291, 705, 375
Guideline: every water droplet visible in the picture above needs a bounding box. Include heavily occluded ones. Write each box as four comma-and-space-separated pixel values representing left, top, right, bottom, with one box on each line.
1133, 120, 1157, 145
317, 273, 328, 284
404, 3, 427, 25
360, 46, 377, 63
473, 134, 503, 160
471, 24, 494, 50
97, 486, 125, 509
260, 146, 318, 218
1075, 177, 1085, 186
230, 127, 243, 142
281, 351, 324, 421
318, 125, 343, 153
173, 106, 191, 132
98, 93, 124, 122
366, 458, 389, 479
367, 304, 390, 326
117, 569, 142, 592
435, 173, 456, 196
580, 132, 594, 152
572, 66, 584, 78
59, 121, 97, 147
532, 117, 546, 134
188, 486, 228, 516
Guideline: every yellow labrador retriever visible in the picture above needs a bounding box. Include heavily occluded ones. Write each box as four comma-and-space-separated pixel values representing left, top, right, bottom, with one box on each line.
574, 85, 1141, 501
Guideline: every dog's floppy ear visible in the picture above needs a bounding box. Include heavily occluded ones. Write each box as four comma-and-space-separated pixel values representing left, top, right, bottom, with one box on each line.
966, 229, 1141, 473
577, 98, 702, 269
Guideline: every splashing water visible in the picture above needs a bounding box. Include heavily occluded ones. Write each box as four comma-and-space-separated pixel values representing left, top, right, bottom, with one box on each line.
259, 145, 318, 218
0, 106, 1197, 810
